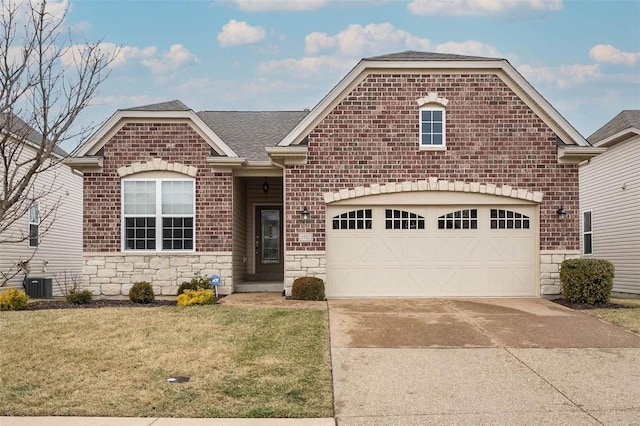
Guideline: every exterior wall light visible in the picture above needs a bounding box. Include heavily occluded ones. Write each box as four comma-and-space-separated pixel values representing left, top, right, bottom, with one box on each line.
301, 207, 310, 221
263, 178, 269, 195
556, 206, 567, 220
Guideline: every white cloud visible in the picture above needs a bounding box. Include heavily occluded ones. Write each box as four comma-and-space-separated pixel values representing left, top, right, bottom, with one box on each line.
61, 43, 157, 68
217, 19, 266, 47
230, 0, 327, 12
408, 0, 563, 16
589, 44, 640, 66
435, 40, 504, 58
519, 63, 601, 88
305, 23, 430, 56
258, 55, 355, 80
141, 44, 200, 74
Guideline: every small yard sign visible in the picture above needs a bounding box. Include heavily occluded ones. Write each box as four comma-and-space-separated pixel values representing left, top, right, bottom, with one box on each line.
210, 275, 221, 286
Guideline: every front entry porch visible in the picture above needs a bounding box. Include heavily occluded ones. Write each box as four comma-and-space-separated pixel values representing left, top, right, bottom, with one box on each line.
232, 175, 284, 293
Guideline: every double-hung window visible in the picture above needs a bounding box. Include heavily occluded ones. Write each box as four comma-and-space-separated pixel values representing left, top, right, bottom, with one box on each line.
420, 106, 446, 149
122, 178, 195, 251
28, 203, 40, 247
583, 211, 592, 255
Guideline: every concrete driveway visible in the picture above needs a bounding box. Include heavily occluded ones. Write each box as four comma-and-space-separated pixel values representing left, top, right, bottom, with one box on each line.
328, 298, 640, 425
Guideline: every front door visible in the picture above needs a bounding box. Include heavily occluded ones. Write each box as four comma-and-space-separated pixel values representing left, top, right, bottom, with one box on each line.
255, 206, 283, 274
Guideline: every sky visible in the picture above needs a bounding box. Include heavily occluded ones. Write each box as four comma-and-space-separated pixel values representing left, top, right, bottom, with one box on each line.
55, 0, 640, 146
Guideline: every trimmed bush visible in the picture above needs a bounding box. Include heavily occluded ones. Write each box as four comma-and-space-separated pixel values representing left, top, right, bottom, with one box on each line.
177, 288, 214, 306
291, 277, 326, 301
177, 272, 211, 295
0, 288, 29, 311
560, 258, 615, 305
129, 281, 155, 304
66, 289, 93, 305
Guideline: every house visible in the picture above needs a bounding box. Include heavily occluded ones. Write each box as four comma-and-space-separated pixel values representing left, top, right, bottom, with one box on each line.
0, 115, 83, 296
67, 51, 603, 298
580, 110, 640, 295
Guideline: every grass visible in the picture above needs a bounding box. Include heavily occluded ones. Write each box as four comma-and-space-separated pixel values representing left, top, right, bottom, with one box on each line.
0, 304, 333, 418
585, 298, 640, 334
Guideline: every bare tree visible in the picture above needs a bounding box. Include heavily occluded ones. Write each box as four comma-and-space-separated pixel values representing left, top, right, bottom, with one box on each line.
1, 0, 115, 284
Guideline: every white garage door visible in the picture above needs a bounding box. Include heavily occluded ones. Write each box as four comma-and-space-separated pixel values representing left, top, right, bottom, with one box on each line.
326, 204, 537, 297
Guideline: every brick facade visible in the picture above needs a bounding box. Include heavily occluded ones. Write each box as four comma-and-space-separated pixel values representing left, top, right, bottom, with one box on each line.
285, 73, 580, 253
82, 122, 233, 294
83, 122, 233, 253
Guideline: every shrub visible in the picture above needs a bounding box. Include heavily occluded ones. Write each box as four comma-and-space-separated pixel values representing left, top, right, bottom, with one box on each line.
291, 277, 326, 301
0, 288, 29, 311
129, 281, 155, 304
177, 272, 211, 295
560, 258, 615, 305
66, 289, 93, 305
176, 288, 214, 306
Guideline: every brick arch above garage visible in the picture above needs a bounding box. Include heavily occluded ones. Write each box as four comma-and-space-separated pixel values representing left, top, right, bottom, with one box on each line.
323, 179, 543, 205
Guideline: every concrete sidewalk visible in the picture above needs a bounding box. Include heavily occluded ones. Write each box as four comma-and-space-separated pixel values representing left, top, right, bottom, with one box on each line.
0, 418, 335, 426
329, 298, 640, 425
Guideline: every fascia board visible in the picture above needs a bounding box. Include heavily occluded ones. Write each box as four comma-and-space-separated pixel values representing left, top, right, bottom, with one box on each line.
77, 110, 238, 157
558, 146, 607, 164
592, 127, 640, 147
278, 59, 589, 147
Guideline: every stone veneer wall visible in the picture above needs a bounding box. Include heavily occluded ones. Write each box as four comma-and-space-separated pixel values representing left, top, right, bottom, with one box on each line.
284, 251, 326, 296
83, 252, 233, 296
540, 250, 580, 296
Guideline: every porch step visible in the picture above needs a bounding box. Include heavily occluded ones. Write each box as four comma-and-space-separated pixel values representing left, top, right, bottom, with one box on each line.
235, 282, 283, 293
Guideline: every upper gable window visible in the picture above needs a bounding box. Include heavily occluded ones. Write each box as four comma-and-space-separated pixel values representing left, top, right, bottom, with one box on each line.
417, 93, 448, 151
420, 106, 446, 149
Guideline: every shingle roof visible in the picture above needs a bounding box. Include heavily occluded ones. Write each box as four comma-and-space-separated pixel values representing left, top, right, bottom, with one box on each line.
0, 113, 68, 157
124, 100, 190, 112
588, 110, 640, 143
197, 111, 309, 161
364, 50, 502, 62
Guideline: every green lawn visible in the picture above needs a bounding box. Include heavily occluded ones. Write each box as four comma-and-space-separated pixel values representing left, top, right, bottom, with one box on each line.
0, 304, 333, 418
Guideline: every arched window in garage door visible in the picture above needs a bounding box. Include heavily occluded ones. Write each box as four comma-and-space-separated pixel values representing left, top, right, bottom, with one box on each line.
490, 209, 530, 229
332, 209, 372, 230
385, 209, 425, 229
437, 209, 478, 229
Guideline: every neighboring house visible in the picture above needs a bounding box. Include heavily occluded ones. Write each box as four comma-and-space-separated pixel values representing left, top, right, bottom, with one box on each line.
0, 115, 83, 296
67, 51, 603, 298
580, 110, 640, 295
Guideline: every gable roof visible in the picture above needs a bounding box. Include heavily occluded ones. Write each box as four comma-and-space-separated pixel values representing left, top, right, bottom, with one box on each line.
278, 50, 589, 148
588, 110, 640, 147
198, 111, 309, 161
124, 100, 190, 112
75, 101, 238, 158
0, 113, 68, 157
365, 50, 499, 62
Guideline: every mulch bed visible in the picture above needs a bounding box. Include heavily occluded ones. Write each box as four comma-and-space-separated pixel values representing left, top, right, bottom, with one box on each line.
25, 299, 178, 310
551, 298, 633, 310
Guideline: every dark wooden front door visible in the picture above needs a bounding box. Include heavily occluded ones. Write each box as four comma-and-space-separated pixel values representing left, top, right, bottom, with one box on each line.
255, 206, 283, 274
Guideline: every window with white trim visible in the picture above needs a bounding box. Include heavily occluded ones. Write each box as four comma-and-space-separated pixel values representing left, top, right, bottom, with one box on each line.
583, 211, 592, 255
122, 178, 195, 251
28, 203, 39, 247
420, 106, 445, 148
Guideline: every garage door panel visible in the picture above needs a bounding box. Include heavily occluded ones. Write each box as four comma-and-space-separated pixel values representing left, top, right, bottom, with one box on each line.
326, 204, 537, 298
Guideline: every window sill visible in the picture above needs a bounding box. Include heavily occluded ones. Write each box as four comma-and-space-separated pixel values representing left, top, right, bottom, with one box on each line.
419, 145, 447, 151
